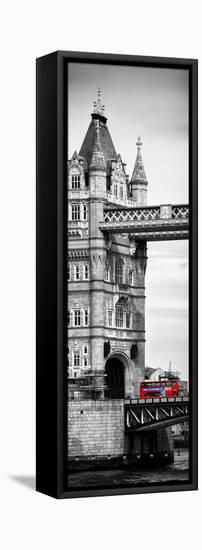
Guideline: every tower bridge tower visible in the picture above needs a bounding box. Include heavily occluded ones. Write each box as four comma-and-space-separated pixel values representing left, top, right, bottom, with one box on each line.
68, 91, 148, 398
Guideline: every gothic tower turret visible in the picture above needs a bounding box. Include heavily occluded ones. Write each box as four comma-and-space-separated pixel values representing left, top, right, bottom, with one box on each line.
68, 92, 147, 400
131, 136, 148, 206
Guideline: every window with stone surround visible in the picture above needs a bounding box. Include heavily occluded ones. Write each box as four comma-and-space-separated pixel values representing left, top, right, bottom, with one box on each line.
71, 204, 80, 221
84, 310, 89, 326
115, 305, 124, 328
108, 309, 113, 327
73, 352, 80, 367
75, 265, 80, 280
83, 204, 88, 220
83, 345, 88, 354
68, 265, 71, 280
72, 175, 80, 189
74, 310, 81, 326
126, 312, 131, 328
120, 184, 123, 199
84, 264, 89, 279
68, 310, 71, 326
115, 259, 124, 284
105, 264, 110, 281
129, 270, 133, 286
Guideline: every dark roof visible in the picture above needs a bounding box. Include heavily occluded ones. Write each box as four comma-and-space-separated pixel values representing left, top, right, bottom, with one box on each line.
79, 116, 117, 173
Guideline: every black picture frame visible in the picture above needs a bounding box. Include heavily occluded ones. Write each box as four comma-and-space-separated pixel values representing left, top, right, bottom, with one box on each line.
36, 51, 198, 499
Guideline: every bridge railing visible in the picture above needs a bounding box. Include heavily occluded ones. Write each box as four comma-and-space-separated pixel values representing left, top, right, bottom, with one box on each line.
124, 396, 189, 405
103, 204, 189, 225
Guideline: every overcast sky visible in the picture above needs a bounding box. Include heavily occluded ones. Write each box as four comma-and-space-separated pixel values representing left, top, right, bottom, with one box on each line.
68, 63, 189, 380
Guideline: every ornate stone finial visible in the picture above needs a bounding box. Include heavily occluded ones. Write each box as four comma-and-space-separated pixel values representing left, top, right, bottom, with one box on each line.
93, 88, 105, 117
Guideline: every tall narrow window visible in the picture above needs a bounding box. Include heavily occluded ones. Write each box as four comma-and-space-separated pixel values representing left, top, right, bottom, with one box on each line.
115, 306, 123, 328
105, 265, 110, 281
74, 310, 81, 326
84, 265, 89, 279
72, 175, 80, 189
84, 310, 89, 326
108, 310, 113, 327
83, 357, 88, 367
115, 260, 123, 284
129, 270, 133, 286
120, 185, 123, 199
75, 265, 80, 280
68, 311, 71, 327
83, 345, 88, 354
114, 184, 118, 197
72, 205, 80, 221
68, 265, 71, 281
74, 353, 80, 366
83, 204, 88, 220
126, 312, 131, 329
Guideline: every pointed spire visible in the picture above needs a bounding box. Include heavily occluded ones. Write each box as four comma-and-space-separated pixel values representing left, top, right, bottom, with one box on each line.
93, 88, 105, 117
131, 136, 147, 183
72, 150, 78, 161
90, 120, 106, 171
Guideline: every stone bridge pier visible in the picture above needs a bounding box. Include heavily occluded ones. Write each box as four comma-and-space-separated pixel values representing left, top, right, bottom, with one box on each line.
68, 398, 175, 470
125, 427, 174, 467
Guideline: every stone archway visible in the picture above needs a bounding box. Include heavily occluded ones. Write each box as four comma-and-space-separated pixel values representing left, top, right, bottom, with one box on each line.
105, 352, 132, 399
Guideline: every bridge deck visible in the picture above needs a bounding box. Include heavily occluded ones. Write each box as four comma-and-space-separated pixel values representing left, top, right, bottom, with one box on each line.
100, 204, 189, 240
124, 396, 189, 432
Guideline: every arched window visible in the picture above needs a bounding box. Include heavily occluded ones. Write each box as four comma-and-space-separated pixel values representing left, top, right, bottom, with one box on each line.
115, 260, 123, 284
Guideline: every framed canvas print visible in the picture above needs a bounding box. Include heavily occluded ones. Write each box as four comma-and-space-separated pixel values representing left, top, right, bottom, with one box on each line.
36, 51, 198, 499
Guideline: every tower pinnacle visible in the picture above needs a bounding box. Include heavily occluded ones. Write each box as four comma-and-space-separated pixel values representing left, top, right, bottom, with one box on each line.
131, 136, 147, 184
90, 120, 106, 171
93, 88, 105, 117
130, 136, 148, 205
136, 135, 142, 150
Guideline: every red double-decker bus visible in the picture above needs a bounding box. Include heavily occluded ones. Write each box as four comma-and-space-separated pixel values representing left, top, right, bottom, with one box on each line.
140, 379, 179, 398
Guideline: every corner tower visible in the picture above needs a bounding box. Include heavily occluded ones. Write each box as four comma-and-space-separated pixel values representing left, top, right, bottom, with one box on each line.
68, 91, 147, 400
131, 136, 148, 206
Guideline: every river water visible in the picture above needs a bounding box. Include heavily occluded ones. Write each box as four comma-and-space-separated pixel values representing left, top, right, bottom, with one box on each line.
67, 448, 189, 489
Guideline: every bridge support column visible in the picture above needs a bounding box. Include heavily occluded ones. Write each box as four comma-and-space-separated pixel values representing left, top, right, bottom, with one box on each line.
125, 427, 174, 467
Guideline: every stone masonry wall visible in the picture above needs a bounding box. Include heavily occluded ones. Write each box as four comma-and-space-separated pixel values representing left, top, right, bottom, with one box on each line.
68, 399, 124, 458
